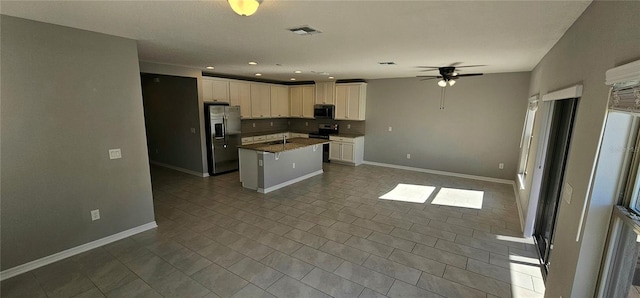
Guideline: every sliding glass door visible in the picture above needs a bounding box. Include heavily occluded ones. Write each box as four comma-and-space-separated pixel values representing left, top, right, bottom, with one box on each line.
533, 98, 578, 278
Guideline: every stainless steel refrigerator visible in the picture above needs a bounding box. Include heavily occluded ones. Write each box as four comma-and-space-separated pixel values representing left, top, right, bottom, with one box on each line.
204, 103, 241, 175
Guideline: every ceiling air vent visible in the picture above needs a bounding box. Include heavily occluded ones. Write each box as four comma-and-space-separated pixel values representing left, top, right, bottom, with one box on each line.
378, 62, 396, 65
288, 25, 322, 36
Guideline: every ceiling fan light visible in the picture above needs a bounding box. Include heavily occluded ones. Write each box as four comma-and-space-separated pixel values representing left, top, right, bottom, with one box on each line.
448, 79, 456, 86
437, 79, 447, 87
228, 0, 260, 16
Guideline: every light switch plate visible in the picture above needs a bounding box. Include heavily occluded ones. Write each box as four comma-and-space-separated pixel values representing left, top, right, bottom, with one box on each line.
563, 182, 573, 204
108, 149, 122, 159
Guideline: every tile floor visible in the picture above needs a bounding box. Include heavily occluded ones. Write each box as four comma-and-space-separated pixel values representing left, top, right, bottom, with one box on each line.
1, 163, 545, 298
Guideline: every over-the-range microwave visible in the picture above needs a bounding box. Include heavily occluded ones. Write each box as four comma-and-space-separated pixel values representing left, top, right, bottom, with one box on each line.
314, 104, 335, 119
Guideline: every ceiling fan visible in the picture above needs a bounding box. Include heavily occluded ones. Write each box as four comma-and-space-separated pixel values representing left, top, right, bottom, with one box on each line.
415, 63, 485, 109
416, 63, 484, 87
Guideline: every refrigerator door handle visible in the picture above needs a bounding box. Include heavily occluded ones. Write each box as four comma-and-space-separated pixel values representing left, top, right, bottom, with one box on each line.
222, 116, 228, 148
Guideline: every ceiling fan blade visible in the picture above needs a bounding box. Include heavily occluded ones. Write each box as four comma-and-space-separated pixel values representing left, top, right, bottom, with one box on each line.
416, 75, 441, 78
453, 65, 486, 68
416, 66, 441, 69
449, 62, 464, 67
454, 73, 483, 77
420, 78, 440, 81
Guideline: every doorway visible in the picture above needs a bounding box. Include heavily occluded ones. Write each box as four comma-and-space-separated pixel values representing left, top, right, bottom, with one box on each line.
533, 98, 578, 278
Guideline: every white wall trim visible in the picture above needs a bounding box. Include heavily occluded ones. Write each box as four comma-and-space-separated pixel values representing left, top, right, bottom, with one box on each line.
542, 84, 583, 101
513, 182, 525, 233
0, 221, 157, 281
150, 160, 208, 177
258, 170, 324, 193
362, 161, 514, 184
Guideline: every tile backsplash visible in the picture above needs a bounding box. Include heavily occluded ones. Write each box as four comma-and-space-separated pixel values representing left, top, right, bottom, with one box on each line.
241, 118, 365, 135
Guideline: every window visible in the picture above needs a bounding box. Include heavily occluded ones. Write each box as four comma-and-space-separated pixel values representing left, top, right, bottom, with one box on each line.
517, 96, 538, 189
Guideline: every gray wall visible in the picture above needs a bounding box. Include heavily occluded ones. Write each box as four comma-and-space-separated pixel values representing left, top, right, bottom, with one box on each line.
518, 2, 640, 297
364, 73, 530, 180
141, 73, 203, 174
0, 16, 155, 270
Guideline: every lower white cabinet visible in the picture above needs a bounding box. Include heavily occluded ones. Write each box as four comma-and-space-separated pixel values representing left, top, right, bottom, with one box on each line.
329, 136, 364, 165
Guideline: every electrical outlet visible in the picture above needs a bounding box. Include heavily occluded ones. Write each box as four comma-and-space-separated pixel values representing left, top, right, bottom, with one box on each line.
499, 162, 504, 169
347, 124, 351, 129
190, 127, 196, 134
292, 163, 296, 168
305, 122, 308, 126
252, 123, 256, 128
388, 127, 393, 132
108, 149, 122, 159
258, 160, 263, 166
270, 122, 273, 126
91, 209, 100, 221
406, 154, 411, 159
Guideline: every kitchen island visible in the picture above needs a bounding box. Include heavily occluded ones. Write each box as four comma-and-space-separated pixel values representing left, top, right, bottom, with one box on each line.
238, 137, 329, 193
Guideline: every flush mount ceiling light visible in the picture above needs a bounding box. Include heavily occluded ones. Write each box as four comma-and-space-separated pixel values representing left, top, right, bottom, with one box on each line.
248, 61, 258, 65
228, 0, 261, 17
328, 76, 335, 79
205, 66, 215, 70
255, 73, 262, 76
290, 78, 296, 81
294, 70, 302, 74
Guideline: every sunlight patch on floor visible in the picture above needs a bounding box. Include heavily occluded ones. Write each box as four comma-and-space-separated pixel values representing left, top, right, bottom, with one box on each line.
379, 184, 436, 203
431, 187, 484, 209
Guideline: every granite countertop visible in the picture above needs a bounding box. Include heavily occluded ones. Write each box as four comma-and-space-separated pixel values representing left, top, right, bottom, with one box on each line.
239, 137, 329, 153
333, 133, 365, 138
241, 130, 312, 138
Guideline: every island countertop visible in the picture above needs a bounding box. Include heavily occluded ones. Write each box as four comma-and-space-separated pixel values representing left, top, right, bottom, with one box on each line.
238, 137, 329, 153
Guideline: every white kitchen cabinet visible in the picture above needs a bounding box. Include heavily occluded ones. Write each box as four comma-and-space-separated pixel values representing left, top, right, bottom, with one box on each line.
270, 85, 290, 118
335, 83, 367, 120
241, 137, 254, 145
229, 81, 251, 118
315, 81, 335, 105
290, 85, 315, 118
250, 84, 271, 118
253, 135, 267, 143
203, 78, 230, 103
329, 136, 364, 165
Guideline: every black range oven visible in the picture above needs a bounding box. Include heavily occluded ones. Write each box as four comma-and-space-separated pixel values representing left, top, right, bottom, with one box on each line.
308, 124, 338, 162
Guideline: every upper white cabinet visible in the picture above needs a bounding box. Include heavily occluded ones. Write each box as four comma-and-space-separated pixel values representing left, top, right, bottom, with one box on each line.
250, 84, 271, 118
335, 83, 367, 120
203, 78, 230, 103
229, 81, 251, 119
315, 81, 336, 105
290, 85, 315, 118
270, 86, 290, 118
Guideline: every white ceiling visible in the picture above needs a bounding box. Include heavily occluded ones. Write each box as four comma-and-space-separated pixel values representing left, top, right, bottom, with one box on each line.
1, 0, 591, 82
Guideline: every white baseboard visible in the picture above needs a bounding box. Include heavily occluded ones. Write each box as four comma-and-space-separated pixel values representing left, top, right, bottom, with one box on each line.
150, 161, 208, 177
362, 161, 515, 185
0, 221, 157, 281
258, 170, 323, 193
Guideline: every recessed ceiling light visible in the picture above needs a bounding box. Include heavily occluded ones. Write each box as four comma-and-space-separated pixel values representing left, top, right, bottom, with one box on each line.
205, 66, 215, 69
255, 73, 262, 76
248, 61, 258, 65
328, 76, 334, 79
290, 78, 296, 81
294, 70, 302, 74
